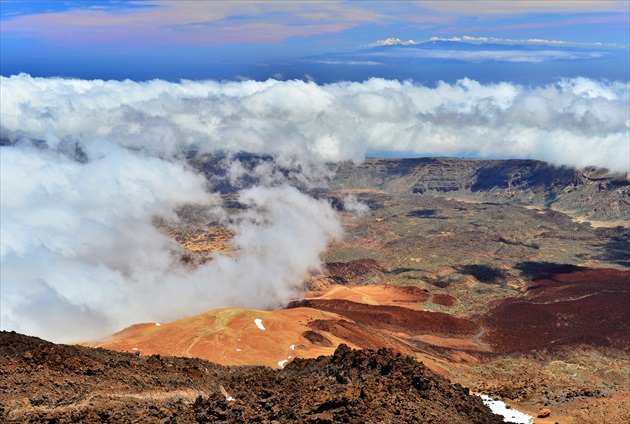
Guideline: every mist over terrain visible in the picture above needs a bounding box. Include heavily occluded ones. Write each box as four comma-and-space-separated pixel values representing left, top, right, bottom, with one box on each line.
1, 74, 628, 342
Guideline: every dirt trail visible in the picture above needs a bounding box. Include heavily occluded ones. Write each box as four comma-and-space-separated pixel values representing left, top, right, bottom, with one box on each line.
472, 327, 493, 353
422, 292, 434, 307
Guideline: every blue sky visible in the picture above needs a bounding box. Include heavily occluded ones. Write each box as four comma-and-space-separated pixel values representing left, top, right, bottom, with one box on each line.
1, 1, 628, 81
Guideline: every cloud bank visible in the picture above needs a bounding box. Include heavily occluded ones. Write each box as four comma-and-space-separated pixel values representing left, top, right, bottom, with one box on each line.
370, 36, 625, 48
351, 47, 605, 63
2, 74, 627, 170
1, 141, 342, 343
1, 74, 628, 342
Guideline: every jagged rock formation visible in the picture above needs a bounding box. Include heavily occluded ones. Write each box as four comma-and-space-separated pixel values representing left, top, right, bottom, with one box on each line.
332, 158, 629, 222
0, 332, 503, 423
187, 155, 629, 223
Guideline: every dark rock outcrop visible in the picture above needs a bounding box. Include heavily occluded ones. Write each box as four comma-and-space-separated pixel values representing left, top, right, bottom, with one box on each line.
0, 331, 503, 423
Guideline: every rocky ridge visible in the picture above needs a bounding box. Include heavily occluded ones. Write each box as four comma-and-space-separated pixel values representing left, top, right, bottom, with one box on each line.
331, 158, 629, 223
0, 331, 503, 423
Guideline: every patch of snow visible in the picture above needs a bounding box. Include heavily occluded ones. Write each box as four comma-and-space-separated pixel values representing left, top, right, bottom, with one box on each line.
254, 318, 266, 330
480, 395, 534, 424
278, 359, 289, 368
290, 344, 295, 350
155, 322, 161, 326
131, 348, 138, 351
219, 385, 234, 401
236, 348, 241, 352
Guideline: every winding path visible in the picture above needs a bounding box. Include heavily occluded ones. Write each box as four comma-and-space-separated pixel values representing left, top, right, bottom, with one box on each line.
185, 335, 204, 357
422, 292, 434, 307
472, 327, 493, 353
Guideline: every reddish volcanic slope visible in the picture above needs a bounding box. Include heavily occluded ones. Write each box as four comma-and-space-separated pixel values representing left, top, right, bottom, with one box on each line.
93, 307, 349, 368
94, 265, 629, 392
481, 267, 630, 354
290, 299, 478, 338
93, 283, 486, 375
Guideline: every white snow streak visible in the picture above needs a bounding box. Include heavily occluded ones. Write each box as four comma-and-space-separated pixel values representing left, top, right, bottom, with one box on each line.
480, 395, 534, 424
254, 318, 266, 331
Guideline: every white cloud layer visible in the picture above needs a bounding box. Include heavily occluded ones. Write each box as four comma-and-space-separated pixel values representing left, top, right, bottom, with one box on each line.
362, 47, 604, 63
368, 36, 595, 47
1, 74, 628, 342
2, 74, 627, 170
426, 35, 621, 47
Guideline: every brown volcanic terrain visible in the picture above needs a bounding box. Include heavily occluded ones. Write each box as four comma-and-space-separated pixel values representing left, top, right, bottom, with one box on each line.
93, 265, 630, 422
95, 306, 345, 368
482, 267, 630, 354
93, 282, 486, 374
292, 299, 478, 337
331, 158, 629, 223
93, 157, 629, 423
0, 332, 504, 423
9, 157, 629, 422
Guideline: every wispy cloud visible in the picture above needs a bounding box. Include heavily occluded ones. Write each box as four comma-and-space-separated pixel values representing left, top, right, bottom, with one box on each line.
4, 1, 626, 49
0, 1, 381, 46
428, 35, 626, 48
439, 15, 630, 42
366, 48, 604, 63
316, 37, 617, 68
371, 35, 625, 48
420, 0, 630, 15
311, 60, 383, 66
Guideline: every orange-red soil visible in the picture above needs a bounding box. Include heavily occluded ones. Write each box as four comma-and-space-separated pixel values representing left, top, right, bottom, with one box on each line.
93, 266, 630, 413
93, 283, 485, 372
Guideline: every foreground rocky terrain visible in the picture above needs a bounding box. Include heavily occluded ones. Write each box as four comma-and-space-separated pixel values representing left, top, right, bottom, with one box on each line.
0, 331, 504, 423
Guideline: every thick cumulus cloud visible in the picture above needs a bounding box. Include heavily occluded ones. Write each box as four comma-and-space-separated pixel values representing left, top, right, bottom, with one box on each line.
2, 74, 628, 171
1, 74, 628, 342
1, 142, 342, 342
